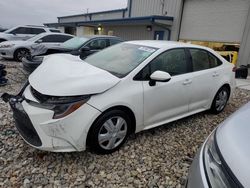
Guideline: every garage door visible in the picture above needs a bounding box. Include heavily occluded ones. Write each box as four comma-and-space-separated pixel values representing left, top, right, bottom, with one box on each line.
180, 0, 250, 43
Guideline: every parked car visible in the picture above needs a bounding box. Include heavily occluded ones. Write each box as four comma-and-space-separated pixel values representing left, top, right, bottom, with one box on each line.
21, 35, 123, 72
1, 41, 235, 154
186, 102, 250, 188
0, 25, 61, 43
0, 33, 73, 61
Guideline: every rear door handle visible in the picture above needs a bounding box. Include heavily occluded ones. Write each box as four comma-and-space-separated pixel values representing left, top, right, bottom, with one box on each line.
183, 79, 192, 85
212, 72, 219, 77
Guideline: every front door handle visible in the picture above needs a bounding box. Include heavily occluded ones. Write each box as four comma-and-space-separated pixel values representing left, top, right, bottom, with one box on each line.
183, 79, 192, 85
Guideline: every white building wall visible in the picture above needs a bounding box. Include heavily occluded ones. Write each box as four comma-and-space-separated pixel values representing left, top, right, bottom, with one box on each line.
130, 0, 182, 17
91, 11, 124, 20
103, 25, 170, 40
238, 8, 250, 66
59, 15, 89, 23
180, 0, 250, 43
129, 0, 183, 40
59, 11, 125, 23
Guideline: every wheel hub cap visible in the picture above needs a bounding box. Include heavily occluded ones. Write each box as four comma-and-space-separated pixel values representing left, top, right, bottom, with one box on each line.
98, 116, 127, 150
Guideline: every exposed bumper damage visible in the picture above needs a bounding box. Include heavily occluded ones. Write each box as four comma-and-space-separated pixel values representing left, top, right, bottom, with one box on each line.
1, 83, 101, 152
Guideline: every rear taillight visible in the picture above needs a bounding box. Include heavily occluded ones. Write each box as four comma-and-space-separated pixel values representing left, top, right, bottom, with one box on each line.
232, 66, 237, 72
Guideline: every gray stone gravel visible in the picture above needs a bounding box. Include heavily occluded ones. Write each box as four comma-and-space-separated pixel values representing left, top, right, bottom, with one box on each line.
0, 58, 250, 187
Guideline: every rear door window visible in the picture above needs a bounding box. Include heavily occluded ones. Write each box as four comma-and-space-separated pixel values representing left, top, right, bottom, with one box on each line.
86, 39, 109, 50
190, 49, 210, 71
109, 39, 123, 46
208, 53, 223, 68
10, 27, 30, 34
30, 28, 45, 34
49, 29, 61, 33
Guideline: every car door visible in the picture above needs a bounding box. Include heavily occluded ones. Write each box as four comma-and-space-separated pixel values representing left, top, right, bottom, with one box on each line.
138, 48, 193, 128
187, 48, 217, 112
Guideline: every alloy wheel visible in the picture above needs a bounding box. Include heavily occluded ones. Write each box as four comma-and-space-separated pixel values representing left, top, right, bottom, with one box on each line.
17, 50, 29, 61
215, 90, 228, 111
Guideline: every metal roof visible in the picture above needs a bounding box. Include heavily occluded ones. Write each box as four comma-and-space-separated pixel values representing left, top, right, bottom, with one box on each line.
45, 15, 173, 28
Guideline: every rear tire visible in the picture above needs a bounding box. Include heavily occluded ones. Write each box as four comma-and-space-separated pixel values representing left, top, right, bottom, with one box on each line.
14, 48, 30, 62
88, 110, 131, 154
210, 86, 230, 114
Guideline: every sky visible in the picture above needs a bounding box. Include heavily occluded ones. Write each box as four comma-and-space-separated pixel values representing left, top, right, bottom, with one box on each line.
0, 0, 128, 28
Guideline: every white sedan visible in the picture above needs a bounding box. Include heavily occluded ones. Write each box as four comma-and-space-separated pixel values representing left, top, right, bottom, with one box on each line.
2, 41, 235, 154
0, 33, 73, 61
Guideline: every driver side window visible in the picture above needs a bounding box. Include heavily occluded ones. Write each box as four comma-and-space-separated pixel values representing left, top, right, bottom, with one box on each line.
86, 39, 108, 50
136, 49, 188, 80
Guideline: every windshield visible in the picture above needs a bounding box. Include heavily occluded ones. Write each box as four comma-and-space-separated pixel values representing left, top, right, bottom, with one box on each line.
26, 33, 45, 42
84, 43, 158, 78
62, 37, 89, 49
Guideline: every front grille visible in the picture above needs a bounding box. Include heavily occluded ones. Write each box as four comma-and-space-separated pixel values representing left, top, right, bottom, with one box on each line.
30, 87, 50, 103
11, 102, 42, 147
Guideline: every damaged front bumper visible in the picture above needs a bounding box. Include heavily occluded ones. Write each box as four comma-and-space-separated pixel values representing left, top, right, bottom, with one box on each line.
1, 82, 101, 152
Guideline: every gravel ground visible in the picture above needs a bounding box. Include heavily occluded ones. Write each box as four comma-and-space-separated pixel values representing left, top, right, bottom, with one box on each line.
0, 58, 250, 187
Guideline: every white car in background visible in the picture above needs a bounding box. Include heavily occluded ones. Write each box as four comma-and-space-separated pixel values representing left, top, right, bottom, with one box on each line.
2, 41, 235, 154
0, 25, 61, 43
0, 33, 73, 61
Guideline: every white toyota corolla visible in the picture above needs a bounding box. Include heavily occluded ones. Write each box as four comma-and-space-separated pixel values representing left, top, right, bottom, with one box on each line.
2, 41, 235, 154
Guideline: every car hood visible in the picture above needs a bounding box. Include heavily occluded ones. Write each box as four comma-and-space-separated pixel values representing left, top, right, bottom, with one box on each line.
216, 102, 250, 187
29, 54, 120, 96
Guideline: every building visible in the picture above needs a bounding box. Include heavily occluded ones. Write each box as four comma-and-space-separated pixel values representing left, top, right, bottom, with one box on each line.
45, 0, 250, 67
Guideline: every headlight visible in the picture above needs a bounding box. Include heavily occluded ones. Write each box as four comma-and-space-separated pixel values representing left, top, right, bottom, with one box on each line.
46, 96, 90, 119
203, 131, 236, 188
30, 87, 90, 119
0, 44, 15, 48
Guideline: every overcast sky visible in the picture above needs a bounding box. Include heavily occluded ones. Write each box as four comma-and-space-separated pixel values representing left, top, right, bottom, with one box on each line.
0, 0, 128, 28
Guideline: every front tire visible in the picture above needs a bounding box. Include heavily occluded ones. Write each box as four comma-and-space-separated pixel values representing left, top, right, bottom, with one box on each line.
14, 48, 30, 62
210, 86, 230, 114
88, 110, 131, 154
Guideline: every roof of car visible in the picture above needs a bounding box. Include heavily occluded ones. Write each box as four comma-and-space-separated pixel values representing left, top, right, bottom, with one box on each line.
83, 35, 122, 39
35, 32, 74, 37
127, 40, 211, 50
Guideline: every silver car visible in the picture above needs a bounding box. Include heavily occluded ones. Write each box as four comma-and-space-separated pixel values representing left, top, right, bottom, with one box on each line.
0, 33, 73, 61
0, 25, 60, 43
186, 102, 250, 188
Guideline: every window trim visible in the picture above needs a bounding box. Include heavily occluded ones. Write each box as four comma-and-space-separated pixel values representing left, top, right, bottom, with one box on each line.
133, 47, 192, 81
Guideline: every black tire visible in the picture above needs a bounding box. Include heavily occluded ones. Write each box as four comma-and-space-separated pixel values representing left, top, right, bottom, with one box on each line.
88, 110, 131, 154
210, 86, 230, 114
14, 48, 30, 62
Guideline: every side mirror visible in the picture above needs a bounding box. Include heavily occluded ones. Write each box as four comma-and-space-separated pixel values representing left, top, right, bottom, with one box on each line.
80, 46, 90, 52
149, 71, 171, 86
36, 39, 43, 43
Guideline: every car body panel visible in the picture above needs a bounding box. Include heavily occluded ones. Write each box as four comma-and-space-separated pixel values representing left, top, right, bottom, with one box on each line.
216, 102, 250, 187
22, 86, 101, 152
187, 102, 250, 188
0, 26, 60, 42
0, 33, 73, 59
142, 73, 192, 127
29, 54, 121, 96
186, 147, 209, 188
